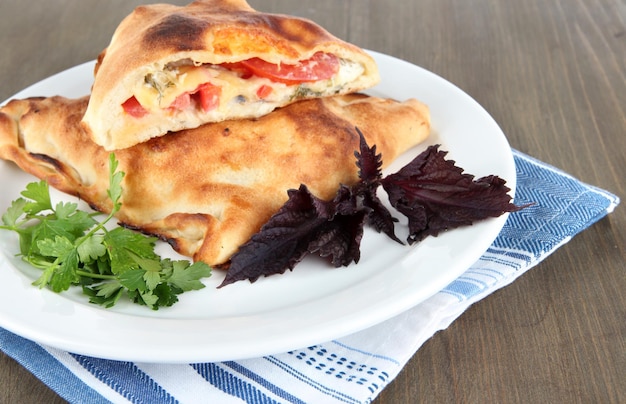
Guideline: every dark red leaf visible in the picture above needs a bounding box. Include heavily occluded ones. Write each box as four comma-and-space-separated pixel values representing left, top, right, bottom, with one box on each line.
354, 128, 402, 243
354, 127, 383, 186
219, 184, 363, 287
381, 145, 523, 244
218, 132, 529, 288
308, 209, 366, 267
361, 191, 402, 244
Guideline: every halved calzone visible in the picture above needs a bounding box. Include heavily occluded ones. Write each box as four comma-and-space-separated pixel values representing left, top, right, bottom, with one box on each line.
1, 94, 430, 265
82, 0, 380, 150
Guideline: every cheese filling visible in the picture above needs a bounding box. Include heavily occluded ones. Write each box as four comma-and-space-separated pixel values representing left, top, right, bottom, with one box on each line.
130, 57, 365, 118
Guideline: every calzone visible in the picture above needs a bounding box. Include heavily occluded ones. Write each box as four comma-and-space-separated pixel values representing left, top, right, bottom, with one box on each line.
82, 0, 380, 150
0, 94, 430, 265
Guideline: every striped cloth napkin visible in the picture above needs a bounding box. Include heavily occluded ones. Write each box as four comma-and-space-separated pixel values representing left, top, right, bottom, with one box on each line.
0, 150, 619, 404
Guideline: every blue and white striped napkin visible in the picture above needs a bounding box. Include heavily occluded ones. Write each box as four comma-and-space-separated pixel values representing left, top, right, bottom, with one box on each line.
0, 150, 619, 404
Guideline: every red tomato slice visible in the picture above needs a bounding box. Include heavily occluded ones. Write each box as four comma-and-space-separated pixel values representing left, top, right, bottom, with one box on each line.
194, 82, 221, 112
239, 52, 339, 85
122, 96, 148, 118
169, 92, 192, 110
219, 62, 253, 79
125, 83, 221, 117
256, 84, 273, 99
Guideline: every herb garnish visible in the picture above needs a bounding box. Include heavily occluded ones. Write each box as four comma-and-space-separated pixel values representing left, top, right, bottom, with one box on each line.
0, 154, 211, 309
1, 131, 525, 297
220, 128, 525, 287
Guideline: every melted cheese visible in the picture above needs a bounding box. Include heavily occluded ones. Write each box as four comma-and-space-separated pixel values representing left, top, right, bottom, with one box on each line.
135, 66, 212, 110
132, 58, 364, 117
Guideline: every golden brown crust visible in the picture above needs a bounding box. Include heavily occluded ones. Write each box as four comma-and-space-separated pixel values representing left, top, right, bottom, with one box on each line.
1, 94, 430, 265
83, 0, 380, 150
97, 0, 370, 82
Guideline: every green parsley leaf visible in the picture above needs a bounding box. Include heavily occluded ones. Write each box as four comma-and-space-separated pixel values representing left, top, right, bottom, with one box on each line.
53, 201, 78, 220
40, 219, 76, 240
1, 198, 27, 228
144, 270, 161, 291
49, 249, 80, 292
94, 281, 124, 298
139, 291, 159, 308
76, 234, 107, 262
21, 181, 52, 215
0, 153, 212, 309
107, 153, 124, 210
119, 269, 147, 292
17, 225, 37, 257
104, 227, 159, 274
169, 261, 212, 292
152, 283, 180, 307
83, 283, 124, 308
36, 235, 74, 259
32, 265, 55, 289
128, 251, 163, 273
54, 202, 97, 237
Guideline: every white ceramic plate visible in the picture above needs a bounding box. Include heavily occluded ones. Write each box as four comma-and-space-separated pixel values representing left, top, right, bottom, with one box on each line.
0, 51, 515, 363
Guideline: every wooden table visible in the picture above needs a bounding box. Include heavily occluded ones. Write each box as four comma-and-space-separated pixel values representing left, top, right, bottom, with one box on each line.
1, 1, 624, 402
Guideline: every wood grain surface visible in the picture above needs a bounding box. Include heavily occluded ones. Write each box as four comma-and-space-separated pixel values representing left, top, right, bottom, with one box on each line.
0, 0, 624, 403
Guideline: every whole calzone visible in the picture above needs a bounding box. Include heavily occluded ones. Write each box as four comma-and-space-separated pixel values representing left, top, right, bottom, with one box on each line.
82, 0, 380, 150
0, 94, 430, 265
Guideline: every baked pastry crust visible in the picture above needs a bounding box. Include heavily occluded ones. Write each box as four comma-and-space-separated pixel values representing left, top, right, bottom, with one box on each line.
1, 94, 430, 265
82, 0, 380, 150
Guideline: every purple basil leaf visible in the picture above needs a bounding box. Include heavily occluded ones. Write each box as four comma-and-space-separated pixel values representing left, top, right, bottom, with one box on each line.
219, 184, 363, 287
381, 145, 523, 244
353, 127, 402, 243
362, 191, 402, 244
308, 208, 366, 267
354, 127, 383, 186
218, 185, 324, 287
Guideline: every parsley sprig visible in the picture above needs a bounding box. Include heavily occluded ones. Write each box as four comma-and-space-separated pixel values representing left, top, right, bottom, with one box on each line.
0, 154, 211, 309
